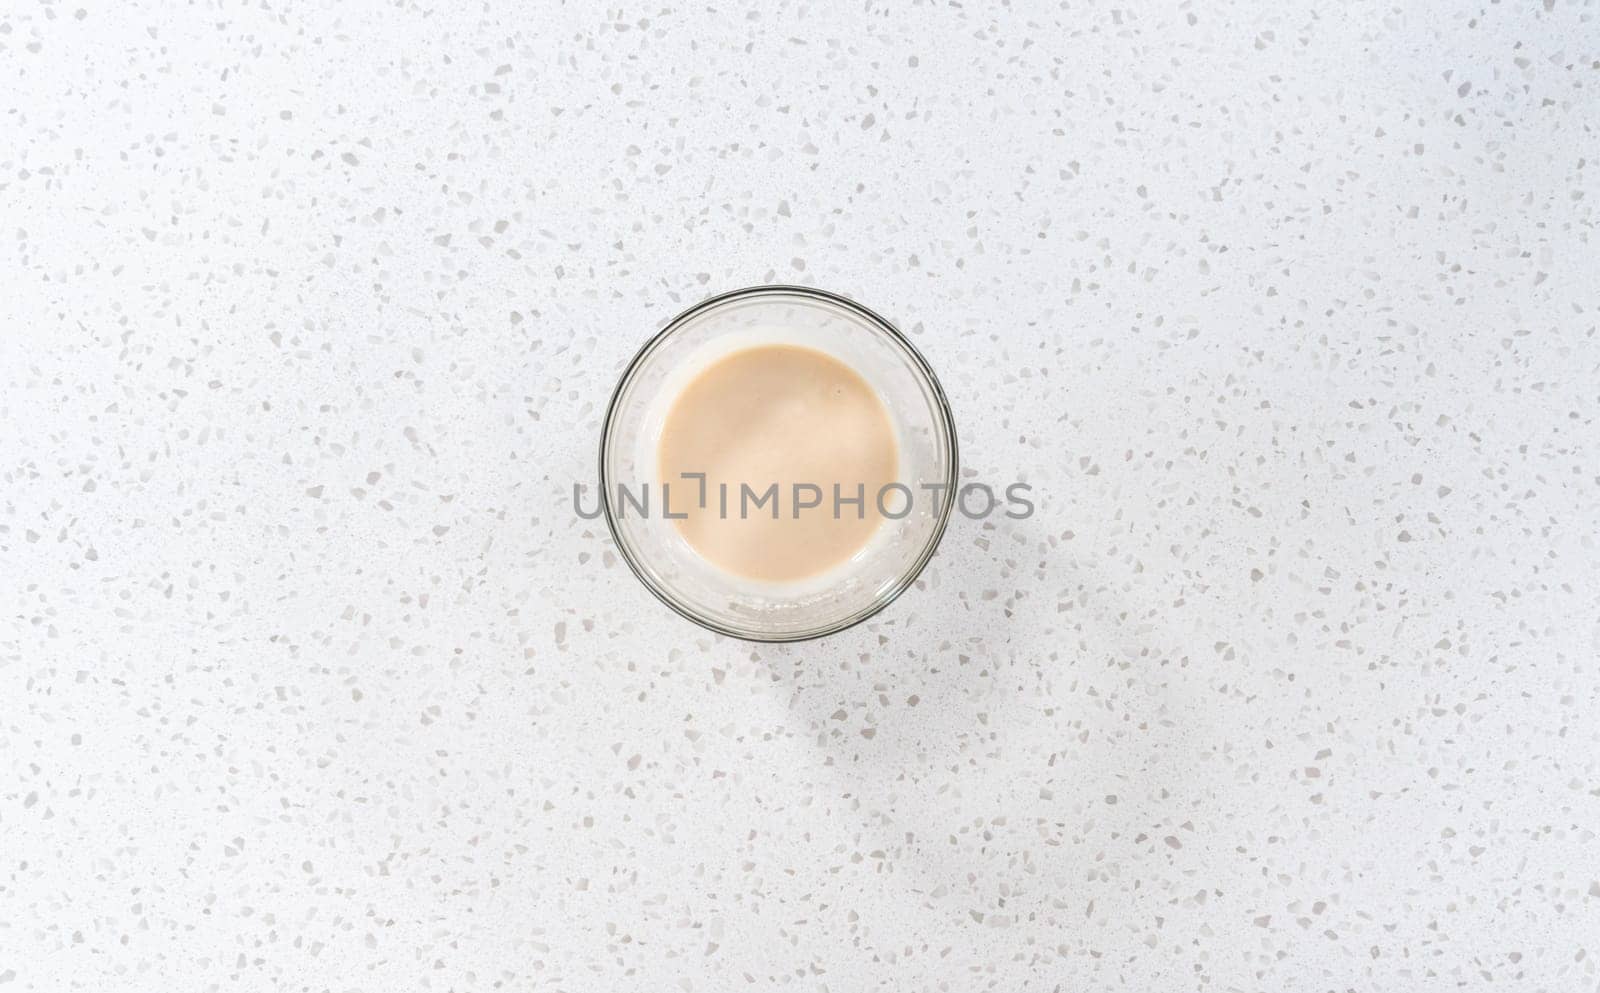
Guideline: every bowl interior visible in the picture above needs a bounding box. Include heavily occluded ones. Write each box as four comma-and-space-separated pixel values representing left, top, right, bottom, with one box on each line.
601, 286, 957, 641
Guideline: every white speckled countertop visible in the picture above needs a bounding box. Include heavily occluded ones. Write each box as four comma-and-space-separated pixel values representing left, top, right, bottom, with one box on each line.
4, 2, 1599, 990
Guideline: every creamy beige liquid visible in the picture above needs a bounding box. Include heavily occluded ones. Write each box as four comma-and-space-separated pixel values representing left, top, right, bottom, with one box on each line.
657, 345, 898, 582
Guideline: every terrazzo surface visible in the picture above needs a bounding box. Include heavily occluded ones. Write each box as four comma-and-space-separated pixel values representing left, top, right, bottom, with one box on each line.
4, 1, 1600, 990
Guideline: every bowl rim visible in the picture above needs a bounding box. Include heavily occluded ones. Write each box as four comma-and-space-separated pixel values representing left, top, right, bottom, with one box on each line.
598, 283, 959, 643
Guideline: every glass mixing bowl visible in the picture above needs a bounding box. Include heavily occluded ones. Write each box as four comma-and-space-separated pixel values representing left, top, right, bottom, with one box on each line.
599, 285, 959, 642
